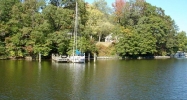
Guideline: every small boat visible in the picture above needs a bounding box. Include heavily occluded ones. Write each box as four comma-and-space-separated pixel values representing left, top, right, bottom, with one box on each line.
174, 51, 187, 59
69, 55, 85, 63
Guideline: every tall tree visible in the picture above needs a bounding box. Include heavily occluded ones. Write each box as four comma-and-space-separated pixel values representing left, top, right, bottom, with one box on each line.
50, 0, 61, 6
42, 4, 73, 55
86, 5, 114, 42
112, 0, 126, 23
0, 0, 20, 57
115, 1, 179, 57
176, 31, 187, 52
4, 0, 47, 57
93, 0, 112, 15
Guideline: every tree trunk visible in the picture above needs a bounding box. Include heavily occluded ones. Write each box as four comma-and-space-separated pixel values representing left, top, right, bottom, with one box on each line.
99, 35, 101, 42
98, 33, 101, 42
90, 35, 92, 40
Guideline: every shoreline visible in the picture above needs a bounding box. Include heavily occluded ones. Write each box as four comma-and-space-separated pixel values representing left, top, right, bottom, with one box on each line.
0, 56, 173, 60
97, 56, 171, 60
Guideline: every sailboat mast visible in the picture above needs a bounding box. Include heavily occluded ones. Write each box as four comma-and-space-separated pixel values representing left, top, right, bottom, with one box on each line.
75, 1, 78, 50
73, 1, 78, 58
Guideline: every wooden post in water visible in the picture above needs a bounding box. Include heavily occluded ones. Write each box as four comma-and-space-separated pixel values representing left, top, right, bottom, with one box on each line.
94, 53, 96, 62
39, 52, 41, 62
88, 53, 90, 62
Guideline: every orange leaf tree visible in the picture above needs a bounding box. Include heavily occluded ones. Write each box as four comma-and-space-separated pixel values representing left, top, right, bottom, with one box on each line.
112, 0, 126, 23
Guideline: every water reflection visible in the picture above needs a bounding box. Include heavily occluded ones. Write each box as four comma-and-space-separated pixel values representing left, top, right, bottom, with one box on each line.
0, 59, 187, 99
52, 62, 86, 99
37, 62, 42, 85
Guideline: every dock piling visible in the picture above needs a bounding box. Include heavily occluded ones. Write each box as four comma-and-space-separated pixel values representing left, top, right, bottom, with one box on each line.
94, 53, 96, 62
39, 52, 41, 62
88, 53, 90, 62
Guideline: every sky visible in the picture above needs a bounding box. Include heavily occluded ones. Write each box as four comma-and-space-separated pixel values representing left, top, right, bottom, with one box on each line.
85, 0, 187, 33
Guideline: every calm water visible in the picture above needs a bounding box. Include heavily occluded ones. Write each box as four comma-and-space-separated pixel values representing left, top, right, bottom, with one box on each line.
0, 59, 187, 99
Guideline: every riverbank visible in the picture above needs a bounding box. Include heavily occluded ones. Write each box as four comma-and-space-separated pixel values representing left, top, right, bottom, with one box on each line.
154, 56, 170, 59
0, 55, 8, 60
96, 56, 171, 60
0, 55, 172, 60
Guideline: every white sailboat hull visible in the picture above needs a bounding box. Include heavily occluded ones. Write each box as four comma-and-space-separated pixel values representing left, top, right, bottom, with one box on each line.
69, 56, 85, 63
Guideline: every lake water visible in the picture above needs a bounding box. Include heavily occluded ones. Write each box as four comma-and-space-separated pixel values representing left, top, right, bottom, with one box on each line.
0, 59, 187, 99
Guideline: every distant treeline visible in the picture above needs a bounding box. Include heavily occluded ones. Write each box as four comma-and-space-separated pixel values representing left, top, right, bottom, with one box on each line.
0, 0, 186, 59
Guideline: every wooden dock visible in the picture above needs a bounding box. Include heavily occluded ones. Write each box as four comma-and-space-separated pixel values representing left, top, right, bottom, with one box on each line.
52, 54, 69, 63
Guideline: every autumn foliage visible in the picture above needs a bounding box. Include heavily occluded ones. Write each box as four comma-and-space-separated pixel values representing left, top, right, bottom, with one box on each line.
112, 0, 126, 22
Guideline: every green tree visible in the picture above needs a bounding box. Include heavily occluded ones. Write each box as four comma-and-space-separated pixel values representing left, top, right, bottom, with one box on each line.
0, 0, 20, 57
176, 31, 187, 52
93, 0, 112, 15
115, 1, 178, 57
86, 5, 114, 42
42, 4, 73, 55
4, 0, 48, 57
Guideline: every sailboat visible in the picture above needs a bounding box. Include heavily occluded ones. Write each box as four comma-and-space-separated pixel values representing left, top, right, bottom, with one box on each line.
52, 1, 85, 63
69, 1, 85, 63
